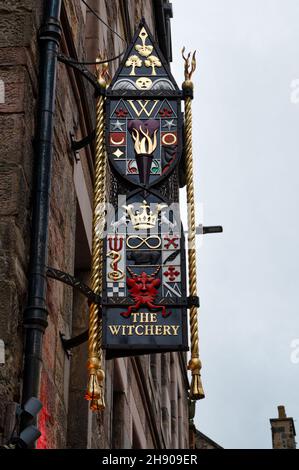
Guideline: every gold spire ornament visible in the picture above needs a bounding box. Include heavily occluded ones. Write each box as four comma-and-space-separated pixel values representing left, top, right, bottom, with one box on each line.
85, 58, 110, 411
182, 47, 205, 400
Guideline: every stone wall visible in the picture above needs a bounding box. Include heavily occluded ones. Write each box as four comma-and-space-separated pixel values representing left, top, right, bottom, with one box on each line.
0, 0, 41, 440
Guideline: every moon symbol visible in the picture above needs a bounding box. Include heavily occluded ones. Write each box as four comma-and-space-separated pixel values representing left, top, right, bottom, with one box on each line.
110, 134, 125, 145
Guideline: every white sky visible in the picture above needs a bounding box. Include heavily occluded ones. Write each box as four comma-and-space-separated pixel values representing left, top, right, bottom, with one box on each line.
171, 0, 299, 449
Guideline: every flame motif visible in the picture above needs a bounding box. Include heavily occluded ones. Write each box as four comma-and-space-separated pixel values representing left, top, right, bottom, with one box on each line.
95, 55, 111, 87
131, 126, 158, 155
181, 47, 196, 82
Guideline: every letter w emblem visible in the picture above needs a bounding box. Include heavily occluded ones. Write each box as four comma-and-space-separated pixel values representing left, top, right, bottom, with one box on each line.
128, 100, 159, 117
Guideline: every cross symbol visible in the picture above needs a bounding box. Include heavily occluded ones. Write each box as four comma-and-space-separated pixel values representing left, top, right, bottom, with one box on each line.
163, 266, 180, 281
164, 236, 179, 249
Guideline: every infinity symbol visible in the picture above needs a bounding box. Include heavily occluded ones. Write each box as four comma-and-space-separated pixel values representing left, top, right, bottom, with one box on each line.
126, 235, 161, 249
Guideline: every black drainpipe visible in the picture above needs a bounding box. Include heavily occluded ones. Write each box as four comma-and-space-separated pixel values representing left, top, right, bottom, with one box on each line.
21, 0, 62, 415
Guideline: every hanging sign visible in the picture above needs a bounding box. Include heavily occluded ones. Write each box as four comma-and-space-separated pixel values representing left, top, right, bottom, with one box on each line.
102, 20, 188, 358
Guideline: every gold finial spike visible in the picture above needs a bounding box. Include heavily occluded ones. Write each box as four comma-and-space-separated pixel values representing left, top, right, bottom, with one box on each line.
96, 54, 111, 88
182, 47, 197, 88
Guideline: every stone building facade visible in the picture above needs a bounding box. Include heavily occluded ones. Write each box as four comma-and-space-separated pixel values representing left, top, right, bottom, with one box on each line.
270, 406, 296, 449
193, 430, 222, 449
0, 0, 189, 449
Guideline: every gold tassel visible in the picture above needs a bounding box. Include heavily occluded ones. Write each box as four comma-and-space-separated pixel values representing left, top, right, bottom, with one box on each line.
188, 356, 205, 400
85, 59, 110, 411
182, 48, 205, 400
85, 357, 105, 410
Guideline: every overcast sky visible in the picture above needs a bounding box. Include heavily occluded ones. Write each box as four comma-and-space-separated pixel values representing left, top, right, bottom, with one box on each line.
171, 0, 299, 449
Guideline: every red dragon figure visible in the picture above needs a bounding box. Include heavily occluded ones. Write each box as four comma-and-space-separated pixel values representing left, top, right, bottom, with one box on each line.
120, 267, 171, 318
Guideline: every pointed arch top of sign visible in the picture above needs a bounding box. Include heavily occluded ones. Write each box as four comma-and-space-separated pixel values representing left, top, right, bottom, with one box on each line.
107, 19, 180, 95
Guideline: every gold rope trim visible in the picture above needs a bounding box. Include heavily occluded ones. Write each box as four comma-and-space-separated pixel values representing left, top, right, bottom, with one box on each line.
85, 60, 110, 411
182, 48, 205, 400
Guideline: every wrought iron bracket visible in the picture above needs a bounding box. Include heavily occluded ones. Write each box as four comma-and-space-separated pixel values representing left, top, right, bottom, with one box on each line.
184, 225, 223, 235
60, 331, 89, 358
46, 266, 101, 304
187, 296, 200, 308
70, 129, 96, 152
202, 225, 223, 234
57, 53, 104, 93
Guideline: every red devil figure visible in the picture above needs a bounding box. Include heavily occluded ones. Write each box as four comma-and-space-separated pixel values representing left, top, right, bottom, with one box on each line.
120, 267, 171, 318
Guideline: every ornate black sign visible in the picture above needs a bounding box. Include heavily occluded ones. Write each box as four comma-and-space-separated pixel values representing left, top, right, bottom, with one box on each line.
103, 20, 188, 358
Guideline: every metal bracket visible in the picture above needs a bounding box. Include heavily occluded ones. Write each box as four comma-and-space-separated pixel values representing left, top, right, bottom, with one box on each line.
46, 266, 101, 304
57, 53, 103, 93
187, 296, 200, 308
184, 225, 223, 235
60, 331, 89, 358
202, 225, 223, 234
182, 87, 194, 100
70, 129, 96, 152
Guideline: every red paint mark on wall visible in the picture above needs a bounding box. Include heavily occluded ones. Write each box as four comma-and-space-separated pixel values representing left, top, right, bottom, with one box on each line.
36, 373, 51, 449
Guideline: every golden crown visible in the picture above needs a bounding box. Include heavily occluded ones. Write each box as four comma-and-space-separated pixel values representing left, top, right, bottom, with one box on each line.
123, 200, 167, 230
